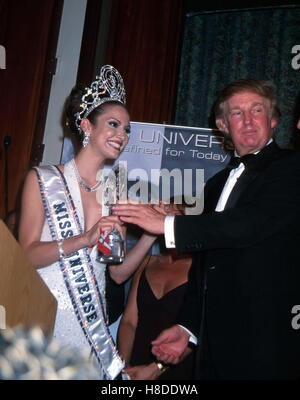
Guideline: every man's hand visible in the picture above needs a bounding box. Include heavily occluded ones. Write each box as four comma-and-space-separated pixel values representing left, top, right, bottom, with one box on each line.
112, 203, 165, 235
151, 325, 190, 364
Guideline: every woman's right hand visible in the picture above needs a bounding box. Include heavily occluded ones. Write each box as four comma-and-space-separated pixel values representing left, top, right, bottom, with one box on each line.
84, 216, 124, 248
124, 363, 161, 380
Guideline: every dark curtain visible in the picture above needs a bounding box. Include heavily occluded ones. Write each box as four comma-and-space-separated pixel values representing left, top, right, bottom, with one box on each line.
175, 6, 300, 148
106, 0, 183, 124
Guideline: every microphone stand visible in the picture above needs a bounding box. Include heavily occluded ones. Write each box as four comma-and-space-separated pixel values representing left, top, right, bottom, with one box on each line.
3, 136, 12, 217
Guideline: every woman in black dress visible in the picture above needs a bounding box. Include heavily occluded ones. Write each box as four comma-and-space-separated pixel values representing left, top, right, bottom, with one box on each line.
117, 203, 194, 380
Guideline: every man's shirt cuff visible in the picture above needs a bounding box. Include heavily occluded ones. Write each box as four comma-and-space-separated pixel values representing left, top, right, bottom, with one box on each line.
177, 325, 198, 345
164, 215, 176, 248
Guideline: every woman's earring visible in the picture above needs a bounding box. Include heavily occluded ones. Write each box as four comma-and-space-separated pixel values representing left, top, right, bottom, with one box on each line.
82, 131, 90, 147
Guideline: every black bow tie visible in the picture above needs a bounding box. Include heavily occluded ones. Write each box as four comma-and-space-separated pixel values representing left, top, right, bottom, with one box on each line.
227, 153, 256, 170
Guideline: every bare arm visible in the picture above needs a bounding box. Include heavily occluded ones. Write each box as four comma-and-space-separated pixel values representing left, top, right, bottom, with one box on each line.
109, 233, 156, 284
19, 170, 121, 268
124, 362, 164, 380
117, 263, 145, 364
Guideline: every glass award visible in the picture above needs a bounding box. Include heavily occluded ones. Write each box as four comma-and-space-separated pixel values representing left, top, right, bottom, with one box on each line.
97, 165, 126, 264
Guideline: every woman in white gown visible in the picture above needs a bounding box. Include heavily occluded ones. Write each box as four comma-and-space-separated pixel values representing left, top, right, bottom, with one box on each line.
18, 65, 156, 379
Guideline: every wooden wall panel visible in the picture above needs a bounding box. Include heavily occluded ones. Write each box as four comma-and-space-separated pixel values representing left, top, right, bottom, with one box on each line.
0, 0, 62, 219
77, 0, 103, 87
106, 0, 183, 124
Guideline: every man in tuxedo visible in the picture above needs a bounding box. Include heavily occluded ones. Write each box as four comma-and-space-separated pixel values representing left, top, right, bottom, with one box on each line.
113, 79, 300, 379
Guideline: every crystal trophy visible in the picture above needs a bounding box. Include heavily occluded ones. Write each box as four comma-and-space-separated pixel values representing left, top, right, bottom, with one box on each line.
97, 165, 126, 264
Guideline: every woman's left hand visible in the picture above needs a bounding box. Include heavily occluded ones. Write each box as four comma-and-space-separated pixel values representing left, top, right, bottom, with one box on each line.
98, 215, 126, 238
83, 215, 126, 248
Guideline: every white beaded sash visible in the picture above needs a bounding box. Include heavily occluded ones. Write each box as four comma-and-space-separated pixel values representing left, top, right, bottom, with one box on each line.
34, 165, 124, 380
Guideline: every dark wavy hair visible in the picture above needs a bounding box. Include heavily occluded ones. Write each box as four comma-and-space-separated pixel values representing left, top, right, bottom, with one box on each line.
64, 86, 127, 146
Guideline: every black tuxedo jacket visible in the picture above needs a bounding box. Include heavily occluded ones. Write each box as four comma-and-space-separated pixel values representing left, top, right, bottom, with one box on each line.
176, 142, 300, 379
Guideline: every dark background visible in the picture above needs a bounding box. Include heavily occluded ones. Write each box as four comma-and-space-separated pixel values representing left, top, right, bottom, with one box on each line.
0, 0, 299, 219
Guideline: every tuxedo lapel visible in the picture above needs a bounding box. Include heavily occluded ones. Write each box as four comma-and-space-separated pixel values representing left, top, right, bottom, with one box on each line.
224, 142, 282, 210
224, 168, 259, 210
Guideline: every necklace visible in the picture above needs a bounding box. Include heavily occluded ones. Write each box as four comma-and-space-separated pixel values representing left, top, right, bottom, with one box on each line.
71, 158, 102, 192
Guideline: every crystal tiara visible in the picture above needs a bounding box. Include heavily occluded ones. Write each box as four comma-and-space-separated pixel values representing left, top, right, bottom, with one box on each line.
75, 65, 126, 131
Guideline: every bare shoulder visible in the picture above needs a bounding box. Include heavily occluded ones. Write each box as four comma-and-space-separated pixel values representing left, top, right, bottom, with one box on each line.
23, 168, 39, 189
21, 169, 44, 210
131, 254, 152, 282
19, 169, 45, 245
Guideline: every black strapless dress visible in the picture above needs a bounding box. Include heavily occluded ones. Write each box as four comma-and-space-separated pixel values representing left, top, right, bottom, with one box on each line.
130, 268, 194, 380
